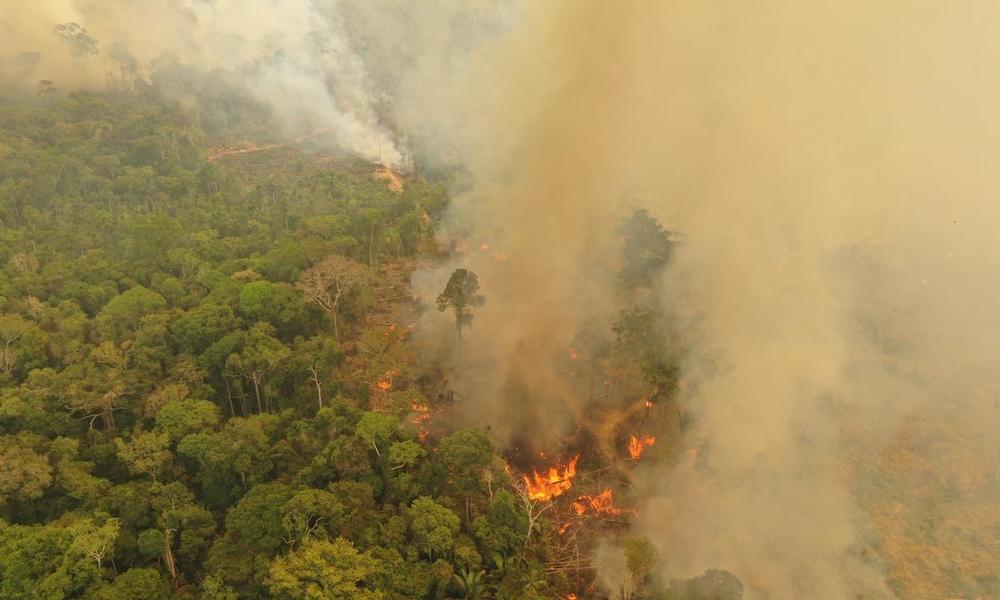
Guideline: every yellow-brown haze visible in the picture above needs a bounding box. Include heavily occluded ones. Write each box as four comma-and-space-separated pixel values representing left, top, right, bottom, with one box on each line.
413, 1, 1000, 597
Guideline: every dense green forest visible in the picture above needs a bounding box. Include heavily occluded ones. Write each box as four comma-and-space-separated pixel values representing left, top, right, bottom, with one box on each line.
0, 93, 734, 600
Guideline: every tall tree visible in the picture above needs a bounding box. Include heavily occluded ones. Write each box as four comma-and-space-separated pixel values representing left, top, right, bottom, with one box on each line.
296, 255, 368, 341
266, 537, 383, 600
618, 209, 675, 290
435, 269, 485, 343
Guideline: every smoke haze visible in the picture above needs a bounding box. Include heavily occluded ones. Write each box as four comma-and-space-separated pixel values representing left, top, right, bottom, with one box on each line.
410, 1, 1000, 597
7, 0, 1000, 597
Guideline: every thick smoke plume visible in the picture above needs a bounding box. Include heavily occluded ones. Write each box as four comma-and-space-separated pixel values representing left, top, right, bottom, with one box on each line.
411, 1, 1000, 597
0, 0, 413, 165
6, 0, 1000, 597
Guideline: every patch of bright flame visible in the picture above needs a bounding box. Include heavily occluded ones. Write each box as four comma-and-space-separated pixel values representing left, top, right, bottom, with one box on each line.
410, 402, 430, 422
628, 435, 656, 460
568, 347, 579, 360
644, 398, 653, 409
522, 455, 580, 501
376, 376, 392, 391
573, 488, 624, 517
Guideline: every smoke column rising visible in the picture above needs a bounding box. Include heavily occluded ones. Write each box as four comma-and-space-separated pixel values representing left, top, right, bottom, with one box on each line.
412, 1, 1000, 597
0, 0, 407, 166
5, 0, 1000, 596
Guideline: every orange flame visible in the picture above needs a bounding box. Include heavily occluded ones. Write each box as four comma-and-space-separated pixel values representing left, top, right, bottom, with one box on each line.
644, 398, 653, 409
558, 521, 573, 535
567, 595, 578, 600
628, 435, 656, 460
410, 402, 430, 423
493, 252, 508, 261
522, 455, 580, 501
568, 347, 580, 360
376, 376, 392, 391
573, 488, 624, 517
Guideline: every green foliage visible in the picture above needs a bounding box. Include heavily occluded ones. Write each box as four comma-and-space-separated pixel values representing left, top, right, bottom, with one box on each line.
0, 93, 578, 600
0, 442, 53, 503
451, 567, 488, 600
388, 440, 425, 469
472, 491, 527, 555
136, 528, 165, 558
281, 489, 344, 545
84, 568, 173, 600
436, 268, 485, 340
154, 398, 220, 441
95, 286, 167, 341
407, 497, 461, 559
266, 537, 383, 600
0, 514, 120, 599
624, 536, 660, 595
115, 431, 171, 481
355, 411, 400, 457
0, 314, 48, 383
436, 429, 493, 501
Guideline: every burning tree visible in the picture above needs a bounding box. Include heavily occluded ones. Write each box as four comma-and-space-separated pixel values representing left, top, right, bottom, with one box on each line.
436, 268, 485, 344
522, 455, 580, 502
627, 435, 656, 461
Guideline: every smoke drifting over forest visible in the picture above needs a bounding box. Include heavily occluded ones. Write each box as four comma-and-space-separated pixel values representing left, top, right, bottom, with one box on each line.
6, 0, 1000, 597
1, 0, 511, 167
412, 1, 1000, 597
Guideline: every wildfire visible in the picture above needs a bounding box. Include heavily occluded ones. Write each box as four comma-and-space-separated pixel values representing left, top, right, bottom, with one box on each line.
568, 347, 580, 360
628, 435, 656, 460
522, 455, 580, 501
493, 252, 508, 261
573, 488, 624, 517
644, 398, 653, 409
411, 401, 431, 424
376, 376, 393, 391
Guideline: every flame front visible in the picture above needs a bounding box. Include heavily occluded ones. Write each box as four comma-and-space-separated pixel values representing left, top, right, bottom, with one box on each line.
573, 488, 624, 517
627, 435, 655, 460
522, 455, 580, 501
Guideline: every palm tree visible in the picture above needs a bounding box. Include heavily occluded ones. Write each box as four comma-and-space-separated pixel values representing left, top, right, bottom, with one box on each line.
451, 567, 488, 600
